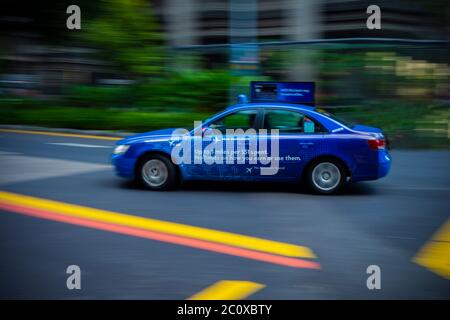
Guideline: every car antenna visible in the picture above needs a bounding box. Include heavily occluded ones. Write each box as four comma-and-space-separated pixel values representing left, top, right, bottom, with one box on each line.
237, 94, 248, 104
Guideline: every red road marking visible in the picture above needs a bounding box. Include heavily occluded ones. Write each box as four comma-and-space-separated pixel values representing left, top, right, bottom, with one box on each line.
1, 202, 321, 270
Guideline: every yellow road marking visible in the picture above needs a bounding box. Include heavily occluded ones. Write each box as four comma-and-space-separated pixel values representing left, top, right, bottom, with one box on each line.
188, 280, 265, 300
0, 129, 121, 141
413, 218, 450, 280
0, 191, 316, 258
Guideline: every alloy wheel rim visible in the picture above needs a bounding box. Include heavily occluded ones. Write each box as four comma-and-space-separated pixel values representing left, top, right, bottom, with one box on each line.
142, 159, 168, 187
312, 162, 341, 191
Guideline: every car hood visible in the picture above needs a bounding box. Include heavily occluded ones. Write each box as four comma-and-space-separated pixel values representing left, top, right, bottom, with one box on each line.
119, 128, 180, 144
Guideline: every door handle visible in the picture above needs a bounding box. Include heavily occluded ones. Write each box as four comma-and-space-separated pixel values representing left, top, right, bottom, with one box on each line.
299, 142, 314, 148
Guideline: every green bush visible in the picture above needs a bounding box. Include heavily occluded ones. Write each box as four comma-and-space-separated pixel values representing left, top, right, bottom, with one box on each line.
60, 70, 231, 112
332, 100, 449, 148
0, 100, 448, 148
132, 70, 231, 112
64, 85, 131, 108
0, 106, 212, 132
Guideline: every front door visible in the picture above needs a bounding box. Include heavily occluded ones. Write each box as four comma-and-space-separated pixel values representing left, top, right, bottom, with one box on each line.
201, 108, 261, 179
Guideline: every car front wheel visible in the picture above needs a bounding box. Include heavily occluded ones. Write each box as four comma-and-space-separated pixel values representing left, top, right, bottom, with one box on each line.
137, 154, 177, 190
306, 159, 346, 194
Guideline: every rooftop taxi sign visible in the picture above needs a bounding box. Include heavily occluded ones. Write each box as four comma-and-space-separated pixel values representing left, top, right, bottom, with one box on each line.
250, 82, 315, 106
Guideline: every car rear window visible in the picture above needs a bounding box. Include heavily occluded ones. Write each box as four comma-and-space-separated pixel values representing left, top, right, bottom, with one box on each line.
315, 108, 354, 128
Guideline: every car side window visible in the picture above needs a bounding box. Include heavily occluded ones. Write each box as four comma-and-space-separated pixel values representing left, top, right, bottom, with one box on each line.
209, 110, 258, 133
263, 109, 327, 134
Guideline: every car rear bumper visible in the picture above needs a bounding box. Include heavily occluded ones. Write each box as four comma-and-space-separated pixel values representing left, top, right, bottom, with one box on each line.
351, 150, 391, 182
377, 150, 391, 178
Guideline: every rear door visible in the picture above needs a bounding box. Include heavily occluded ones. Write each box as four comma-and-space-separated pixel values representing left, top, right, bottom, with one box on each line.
261, 108, 328, 180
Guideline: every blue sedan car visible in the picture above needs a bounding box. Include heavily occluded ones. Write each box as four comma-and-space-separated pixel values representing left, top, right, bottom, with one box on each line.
112, 103, 391, 194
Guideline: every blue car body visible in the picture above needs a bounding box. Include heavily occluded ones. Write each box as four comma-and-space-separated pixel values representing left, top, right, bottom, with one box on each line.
111, 103, 391, 185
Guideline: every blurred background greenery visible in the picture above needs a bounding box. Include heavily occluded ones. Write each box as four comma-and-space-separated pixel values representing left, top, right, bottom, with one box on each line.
0, 0, 449, 148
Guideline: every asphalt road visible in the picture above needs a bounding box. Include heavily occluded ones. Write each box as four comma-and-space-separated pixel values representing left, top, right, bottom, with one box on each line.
0, 130, 449, 299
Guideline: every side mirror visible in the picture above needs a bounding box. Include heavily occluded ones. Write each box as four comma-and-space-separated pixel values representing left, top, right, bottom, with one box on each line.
202, 126, 222, 142
202, 126, 214, 135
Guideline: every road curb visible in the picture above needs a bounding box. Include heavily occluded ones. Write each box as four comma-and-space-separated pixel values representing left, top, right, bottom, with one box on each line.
0, 124, 135, 138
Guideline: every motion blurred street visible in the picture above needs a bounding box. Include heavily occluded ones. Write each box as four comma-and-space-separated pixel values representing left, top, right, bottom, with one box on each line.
1, 0, 449, 300
0, 129, 448, 299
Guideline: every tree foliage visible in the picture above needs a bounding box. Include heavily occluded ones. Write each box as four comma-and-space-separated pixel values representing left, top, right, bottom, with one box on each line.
80, 0, 164, 77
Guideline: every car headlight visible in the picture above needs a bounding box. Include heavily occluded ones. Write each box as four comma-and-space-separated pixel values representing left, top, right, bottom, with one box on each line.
113, 144, 130, 155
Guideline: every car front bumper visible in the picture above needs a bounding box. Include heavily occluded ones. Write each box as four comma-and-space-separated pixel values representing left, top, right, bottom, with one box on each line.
111, 154, 136, 179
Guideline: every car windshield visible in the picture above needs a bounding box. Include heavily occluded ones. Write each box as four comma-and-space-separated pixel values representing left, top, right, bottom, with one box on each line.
315, 108, 354, 128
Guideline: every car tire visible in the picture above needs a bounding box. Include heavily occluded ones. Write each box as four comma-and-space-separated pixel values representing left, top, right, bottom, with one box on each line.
306, 159, 346, 195
137, 154, 178, 191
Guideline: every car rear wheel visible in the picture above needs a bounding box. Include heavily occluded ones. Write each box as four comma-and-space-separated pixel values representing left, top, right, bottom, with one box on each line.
137, 154, 177, 190
306, 159, 345, 194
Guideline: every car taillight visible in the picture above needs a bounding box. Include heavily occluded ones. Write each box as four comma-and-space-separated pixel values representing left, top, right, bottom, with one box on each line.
368, 139, 386, 150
